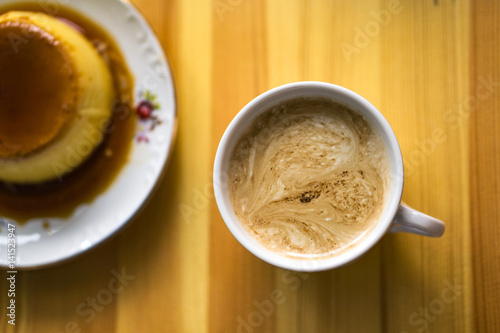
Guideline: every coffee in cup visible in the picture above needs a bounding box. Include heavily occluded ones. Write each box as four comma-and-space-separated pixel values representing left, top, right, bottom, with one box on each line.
228, 97, 390, 259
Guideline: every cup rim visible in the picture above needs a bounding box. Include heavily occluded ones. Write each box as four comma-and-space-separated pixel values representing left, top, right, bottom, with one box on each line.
214, 81, 404, 272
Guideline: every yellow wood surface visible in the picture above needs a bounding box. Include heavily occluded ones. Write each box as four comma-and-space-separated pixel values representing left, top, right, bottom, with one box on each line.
1, 0, 499, 332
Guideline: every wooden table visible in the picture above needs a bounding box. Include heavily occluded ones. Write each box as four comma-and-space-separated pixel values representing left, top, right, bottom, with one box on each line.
1, 0, 499, 332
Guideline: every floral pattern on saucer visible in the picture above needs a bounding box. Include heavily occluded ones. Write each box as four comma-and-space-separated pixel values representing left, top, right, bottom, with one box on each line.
135, 90, 162, 143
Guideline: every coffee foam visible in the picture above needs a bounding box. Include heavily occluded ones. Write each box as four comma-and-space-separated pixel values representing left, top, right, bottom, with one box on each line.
229, 97, 390, 259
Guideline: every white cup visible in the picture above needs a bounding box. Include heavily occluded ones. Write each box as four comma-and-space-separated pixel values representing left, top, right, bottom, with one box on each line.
213, 81, 445, 272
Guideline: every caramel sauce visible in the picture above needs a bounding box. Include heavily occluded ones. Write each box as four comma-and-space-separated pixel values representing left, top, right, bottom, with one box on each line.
0, 20, 78, 158
0, 3, 136, 221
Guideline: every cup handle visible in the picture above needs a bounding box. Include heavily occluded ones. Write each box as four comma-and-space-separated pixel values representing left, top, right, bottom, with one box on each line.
389, 202, 445, 237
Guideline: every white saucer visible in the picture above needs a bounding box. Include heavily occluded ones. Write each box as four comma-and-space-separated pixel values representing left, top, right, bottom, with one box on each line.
0, 0, 177, 269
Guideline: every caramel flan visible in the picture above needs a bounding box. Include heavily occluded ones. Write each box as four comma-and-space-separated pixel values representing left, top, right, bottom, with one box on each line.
0, 11, 114, 184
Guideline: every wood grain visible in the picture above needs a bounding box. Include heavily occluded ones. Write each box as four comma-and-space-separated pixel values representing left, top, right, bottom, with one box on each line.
0, 0, 498, 332
471, 0, 500, 332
